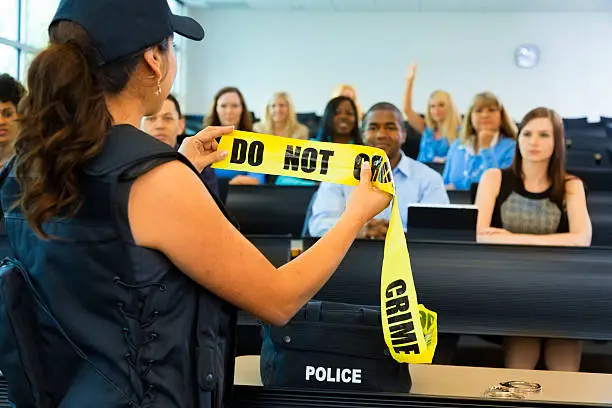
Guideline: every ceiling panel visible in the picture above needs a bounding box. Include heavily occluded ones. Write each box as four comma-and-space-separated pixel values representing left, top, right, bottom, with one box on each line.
289, 0, 336, 11
193, 0, 612, 12
373, 0, 420, 12
332, 0, 376, 12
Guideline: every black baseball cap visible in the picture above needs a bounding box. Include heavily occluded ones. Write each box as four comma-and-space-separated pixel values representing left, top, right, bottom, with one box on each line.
51, 0, 205, 65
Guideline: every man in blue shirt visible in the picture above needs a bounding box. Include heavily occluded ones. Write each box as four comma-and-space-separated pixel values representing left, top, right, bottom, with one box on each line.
309, 102, 449, 239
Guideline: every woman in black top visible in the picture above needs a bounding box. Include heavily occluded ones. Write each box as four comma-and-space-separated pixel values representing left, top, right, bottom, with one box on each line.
475, 107, 591, 372
0, 0, 391, 405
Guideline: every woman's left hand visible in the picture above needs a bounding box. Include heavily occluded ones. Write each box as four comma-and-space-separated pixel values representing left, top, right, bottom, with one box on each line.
179, 125, 233, 172
478, 227, 511, 235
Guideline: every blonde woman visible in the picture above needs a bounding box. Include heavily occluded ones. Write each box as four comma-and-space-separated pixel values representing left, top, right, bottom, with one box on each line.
253, 91, 309, 139
403, 63, 461, 163
442, 92, 517, 190
331, 84, 363, 123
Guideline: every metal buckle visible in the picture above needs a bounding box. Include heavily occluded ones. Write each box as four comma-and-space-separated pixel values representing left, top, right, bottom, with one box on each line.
484, 380, 542, 399
500, 380, 543, 394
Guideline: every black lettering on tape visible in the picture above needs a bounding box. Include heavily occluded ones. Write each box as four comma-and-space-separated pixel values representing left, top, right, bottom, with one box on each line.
385, 279, 406, 298
230, 138, 248, 164
319, 150, 335, 175
248, 141, 264, 166
371, 155, 383, 182
353, 153, 392, 183
371, 155, 392, 183
379, 160, 392, 183
419, 310, 427, 330
301, 148, 318, 173
386, 296, 409, 315
353, 153, 370, 180
394, 343, 420, 355
389, 321, 417, 345
388, 312, 412, 324
284, 145, 301, 171
427, 313, 435, 330
231, 138, 264, 166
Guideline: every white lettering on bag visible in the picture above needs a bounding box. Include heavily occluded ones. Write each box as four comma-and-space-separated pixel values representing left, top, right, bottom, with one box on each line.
305, 365, 362, 384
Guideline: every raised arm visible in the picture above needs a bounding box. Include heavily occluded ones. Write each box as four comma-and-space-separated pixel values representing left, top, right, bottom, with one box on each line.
403, 63, 427, 135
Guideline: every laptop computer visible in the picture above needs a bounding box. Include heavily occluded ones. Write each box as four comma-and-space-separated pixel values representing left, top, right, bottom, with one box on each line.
407, 203, 478, 243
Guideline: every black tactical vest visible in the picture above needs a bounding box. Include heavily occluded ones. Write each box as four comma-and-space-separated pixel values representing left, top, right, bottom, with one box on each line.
0, 125, 236, 407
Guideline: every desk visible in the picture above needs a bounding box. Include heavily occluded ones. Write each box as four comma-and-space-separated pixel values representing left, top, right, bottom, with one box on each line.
300, 239, 612, 340
234, 356, 612, 405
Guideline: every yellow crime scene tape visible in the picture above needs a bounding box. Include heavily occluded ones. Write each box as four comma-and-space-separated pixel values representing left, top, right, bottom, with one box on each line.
213, 130, 437, 364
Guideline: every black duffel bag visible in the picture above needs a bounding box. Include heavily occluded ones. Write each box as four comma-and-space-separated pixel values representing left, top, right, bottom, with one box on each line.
260, 301, 412, 392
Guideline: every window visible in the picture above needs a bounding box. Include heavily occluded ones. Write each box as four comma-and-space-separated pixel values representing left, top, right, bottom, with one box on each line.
21, 0, 60, 49
168, 0, 187, 104
1, 0, 187, 102
0, 45, 19, 78
0, 0, 19, 41
1, 0, 58, 82
19, 50, 38, 82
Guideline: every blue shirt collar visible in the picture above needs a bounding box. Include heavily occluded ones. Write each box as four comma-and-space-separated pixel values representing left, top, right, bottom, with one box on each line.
394, 151, 412, 178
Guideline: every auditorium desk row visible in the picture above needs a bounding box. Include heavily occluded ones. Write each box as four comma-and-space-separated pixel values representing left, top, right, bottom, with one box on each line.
225, 171, 612, 247
245, 237, 612, 341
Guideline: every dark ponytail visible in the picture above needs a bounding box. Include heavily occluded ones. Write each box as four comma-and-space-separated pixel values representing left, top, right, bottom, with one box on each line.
14, 21, 168, 238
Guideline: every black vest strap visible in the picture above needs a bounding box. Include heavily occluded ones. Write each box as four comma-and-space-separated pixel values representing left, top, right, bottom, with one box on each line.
86, 125, 194, 176
86, 125, 238, 228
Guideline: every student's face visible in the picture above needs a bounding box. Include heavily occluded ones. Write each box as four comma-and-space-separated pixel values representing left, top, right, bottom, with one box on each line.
471, 104, 502, 134
270, 97, 289, 123
333, 100, 356, 137
0, 101, 19, 145
518, 117, 555, 164
216, 91, 243, 127
363, 109, 405, 163
429, 93, 448, 123
143, 99, 184, 147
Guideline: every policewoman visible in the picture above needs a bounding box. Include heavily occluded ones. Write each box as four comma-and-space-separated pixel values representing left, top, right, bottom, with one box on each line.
0, 0, 391, 407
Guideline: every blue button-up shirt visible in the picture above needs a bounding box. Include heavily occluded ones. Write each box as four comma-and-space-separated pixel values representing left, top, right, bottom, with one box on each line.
417, 127, 451, 163
308, 152, 450, 236
442, 136, 516, 190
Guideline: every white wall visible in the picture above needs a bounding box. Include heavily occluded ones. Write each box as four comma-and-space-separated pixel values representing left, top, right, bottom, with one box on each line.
184, 9, 612, 121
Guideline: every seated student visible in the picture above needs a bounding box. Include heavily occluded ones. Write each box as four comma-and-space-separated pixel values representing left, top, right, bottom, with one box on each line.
475, 107, 591, 371
442, 92, 517, 190
276, 96, 362, 187
403, 63, 461, 163
331, 84, 363, 124
143, 94, 220, 197
204, 86, 265, 185
0, 74, 26, 259
309, 102, 449, 238
253, 91, 309, 140
0, 74, 26, 167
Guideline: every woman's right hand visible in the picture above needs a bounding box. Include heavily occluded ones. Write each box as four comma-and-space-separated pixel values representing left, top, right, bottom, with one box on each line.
407, 63, 417, 82
346, 161, 392, 225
